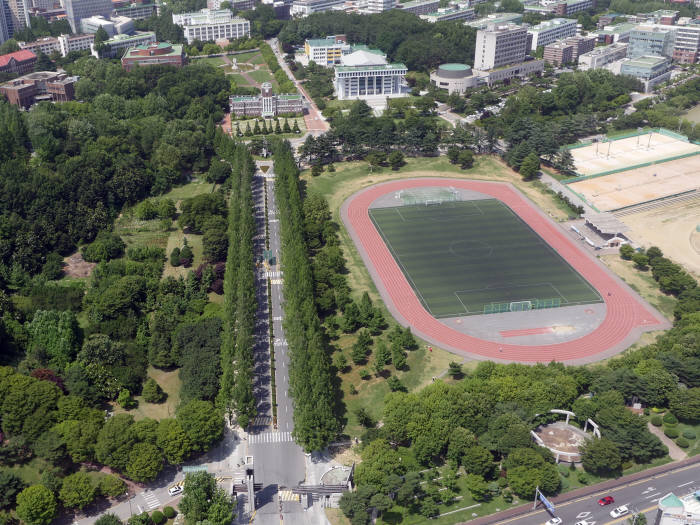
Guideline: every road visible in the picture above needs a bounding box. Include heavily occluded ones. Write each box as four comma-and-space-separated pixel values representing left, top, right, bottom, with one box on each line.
470, 460, 700, 525
246, 162, 308, 525
268, 38, 329, 134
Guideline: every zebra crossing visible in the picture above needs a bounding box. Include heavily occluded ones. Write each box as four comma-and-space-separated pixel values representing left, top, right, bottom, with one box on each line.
264, 271, 283, 278
249, 431, 293, 444
142, 491, 160, 510
278, 490, 299, 502
251, 415, 273, 427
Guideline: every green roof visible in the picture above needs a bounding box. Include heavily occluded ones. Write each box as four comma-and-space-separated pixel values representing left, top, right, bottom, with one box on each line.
401, 0, 438, 7
306, 37, 345, 47
335, 63, 407, 72
625, 55, 668, 66
441, 63, 470, 71
350, 44, 385, 55
123, 42, 183, 58
659, 493, 683, 509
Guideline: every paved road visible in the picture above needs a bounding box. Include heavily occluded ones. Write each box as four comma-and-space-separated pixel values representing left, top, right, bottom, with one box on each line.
469, 461, 700, 525
247, 163, 307, 525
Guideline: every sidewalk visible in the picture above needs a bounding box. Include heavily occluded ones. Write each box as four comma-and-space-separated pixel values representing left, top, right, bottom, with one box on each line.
647, 422, 687, 461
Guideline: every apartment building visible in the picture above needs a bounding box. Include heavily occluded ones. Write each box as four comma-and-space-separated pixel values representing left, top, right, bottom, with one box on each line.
172, 9, 250, 44
474, 23, 528, 70
528, 18, 577, 50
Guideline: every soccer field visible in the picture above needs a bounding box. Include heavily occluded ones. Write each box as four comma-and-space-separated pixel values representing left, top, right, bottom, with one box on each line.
369, 199, 602, 317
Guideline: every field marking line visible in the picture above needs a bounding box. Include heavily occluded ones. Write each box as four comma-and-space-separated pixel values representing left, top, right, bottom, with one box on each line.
453, 292, 471, 316
394, 207, 407, 222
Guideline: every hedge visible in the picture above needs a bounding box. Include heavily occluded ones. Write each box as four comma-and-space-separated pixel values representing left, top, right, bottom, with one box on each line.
663, 413, 678, 425
163, 507, 177, 519
676, 437, 689, 448
682, 430, 697, 440
650, 415, 662, 426
664, 426, 680, 438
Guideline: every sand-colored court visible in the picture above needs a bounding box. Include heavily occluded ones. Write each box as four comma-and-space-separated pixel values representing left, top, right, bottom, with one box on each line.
570, 131, 700, 176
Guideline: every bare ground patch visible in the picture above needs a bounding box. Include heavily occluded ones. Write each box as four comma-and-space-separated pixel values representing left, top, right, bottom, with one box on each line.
63, 252, 96, 278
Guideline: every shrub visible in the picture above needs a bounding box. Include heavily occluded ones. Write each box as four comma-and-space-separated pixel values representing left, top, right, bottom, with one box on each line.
142, 378, 166, 404
664, 427, 679, 439
359, 369, 370, 380
676, 437, 689, 448
643, 408, 650, 416
682, 430, 696, 440
150, 510, 165, 525
651, 407, 664, 413
163, 507, 176, 519
663, 413, 678, 425
577, 472, 589, 485
650, 415, 662, 426
83, 233, 125, 262
560, 467, 570, 478
169, 247, 181, 267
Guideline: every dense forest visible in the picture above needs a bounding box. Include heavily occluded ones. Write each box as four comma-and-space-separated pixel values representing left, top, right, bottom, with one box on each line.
278, 10, 477, 71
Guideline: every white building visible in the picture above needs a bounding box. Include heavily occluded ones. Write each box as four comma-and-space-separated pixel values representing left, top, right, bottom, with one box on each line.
91, 30, 155, 57
304, 35, 351, 66
361, 0, 396, 13
172, 9, 250, 44
19, 36, 61, 55
673, 24, 700, 63
528, 18, 577, 50
64, 0, 113, 33
657, 492, 700, 524
333, 49, 407, 100
58, 32, 95, 56
290, 0, 345, 16
577, 42, 628, 70
420, 4, 474, 23
397, 0, 440, 15
474, 23, 528, 70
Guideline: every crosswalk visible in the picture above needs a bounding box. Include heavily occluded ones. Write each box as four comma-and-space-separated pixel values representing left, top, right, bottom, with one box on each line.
142, 491, 160, 510
249, 431, 293, 444
271, 278, 283, 285
251, 415, 273, 427
264, 271, 283, 278
278, 490, 299, 502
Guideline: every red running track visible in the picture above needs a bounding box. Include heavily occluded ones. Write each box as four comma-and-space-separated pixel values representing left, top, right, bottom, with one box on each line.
343, 179, 668, 363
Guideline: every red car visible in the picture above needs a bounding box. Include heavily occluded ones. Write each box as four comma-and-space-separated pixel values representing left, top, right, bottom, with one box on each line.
598, 496, 615, 506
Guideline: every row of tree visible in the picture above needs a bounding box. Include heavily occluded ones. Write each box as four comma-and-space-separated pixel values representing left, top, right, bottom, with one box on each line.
272, 139, 340, 451
216, 136, 257, 428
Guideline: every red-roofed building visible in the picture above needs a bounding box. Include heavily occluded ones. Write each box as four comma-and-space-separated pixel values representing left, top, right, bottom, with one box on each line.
0, 50, 37, 75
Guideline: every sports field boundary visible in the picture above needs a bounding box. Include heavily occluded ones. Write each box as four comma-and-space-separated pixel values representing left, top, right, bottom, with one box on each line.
341, 178, 670, 364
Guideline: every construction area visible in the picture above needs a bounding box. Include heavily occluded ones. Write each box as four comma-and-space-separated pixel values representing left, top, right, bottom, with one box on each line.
567, 129, 700, 177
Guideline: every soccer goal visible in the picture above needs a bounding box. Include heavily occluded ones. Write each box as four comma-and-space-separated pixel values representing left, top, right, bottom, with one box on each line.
398, 187, 461, 206
509, 300, 532, 312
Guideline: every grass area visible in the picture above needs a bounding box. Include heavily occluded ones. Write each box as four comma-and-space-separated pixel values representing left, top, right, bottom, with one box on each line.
160, 178, 214, 203
325, 508, 351, 525
248, 68, 274, 84
114, 215, 169, 253
9, 458, 52, 485
369, 199, 601, 317
325, 99, 359, 110
600, 254, 676, 320
114, 367, 182, 420
676, 421, 700, 456
230, 73, 252, 86
683, 103, 700, 124
194, 56, 226, 67
163, 231, 204, 279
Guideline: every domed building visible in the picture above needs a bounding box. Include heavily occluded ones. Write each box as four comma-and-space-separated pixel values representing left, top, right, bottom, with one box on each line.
429, 63, 479, 94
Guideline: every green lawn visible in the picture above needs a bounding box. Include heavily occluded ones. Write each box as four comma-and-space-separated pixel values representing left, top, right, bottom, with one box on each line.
676, 421, 700, 456
683, 103, 700, 124
369, 199, 602, 317
230, 73, 252, 86
160, 179, 214, 203
194, 56, 226, 67
248, 68, 274, 84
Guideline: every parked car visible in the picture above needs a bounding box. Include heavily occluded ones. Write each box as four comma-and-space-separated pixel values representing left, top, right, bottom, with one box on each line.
598, 496, 615, 505
575, 520, 593, 525
545, 518, 562, 525
610, 505, 630, 518
168, 485, 183, 496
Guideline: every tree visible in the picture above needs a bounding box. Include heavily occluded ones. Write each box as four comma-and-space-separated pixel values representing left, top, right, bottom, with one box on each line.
16, 485, 57, 525
59, 472, 97, 510
388, 151, 405, 171
464, 474, 491, 502
179, 472, 217, 523
176, 400, 223, 451
458, 149, 474, 169
126, 442, 163, 482
98, 475, 127, 499
366, 151, 387, 171
0, 471, 26, 510
463, 446, 494, 478
581, 437, 621, 476
448, 146, 461, 164
156, 419, 192, 464
95, 414, 136, 472
519, 152, 540, 180
448, 361, 463, 378
95, 514, 123, 525
117, 389, 136, 409
373, 340, 390, 375
446, 427, 476, 465
142, 378, 166, 403
620, 244, 634, 260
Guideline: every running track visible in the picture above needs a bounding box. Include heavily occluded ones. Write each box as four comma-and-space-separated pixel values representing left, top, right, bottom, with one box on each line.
342, 178, 669, 363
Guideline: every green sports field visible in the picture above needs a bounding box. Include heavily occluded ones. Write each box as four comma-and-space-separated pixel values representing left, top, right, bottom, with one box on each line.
369, 199, 602, 317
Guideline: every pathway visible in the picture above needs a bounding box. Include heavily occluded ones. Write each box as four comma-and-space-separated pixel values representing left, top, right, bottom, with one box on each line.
647, 421, 687, 461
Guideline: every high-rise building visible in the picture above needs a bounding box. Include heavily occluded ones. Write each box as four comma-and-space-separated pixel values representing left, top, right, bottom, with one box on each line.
0, 7, 10, 45
528, 18, 577, 50
64, 0, 113, 33
474, 23, 528, 70
172, 9, 250, 44
4, 0, 30, 36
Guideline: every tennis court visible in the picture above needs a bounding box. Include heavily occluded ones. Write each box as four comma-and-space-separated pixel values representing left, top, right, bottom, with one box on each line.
368, 198, 602, 317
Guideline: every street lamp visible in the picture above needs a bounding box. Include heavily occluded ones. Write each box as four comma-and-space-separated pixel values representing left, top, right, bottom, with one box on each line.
125, 490, 133, 517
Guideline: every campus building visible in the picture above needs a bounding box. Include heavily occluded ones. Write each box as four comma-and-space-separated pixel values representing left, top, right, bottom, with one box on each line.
121, 41, 185, 70
19, 36, 61, 55
207, 0, 256, 9
80, 14, 134, 35
465, 12, 522, 29
430, 63, 477, 93
361, 0, 396, 14
474, 23, 528, 70
304, 34, 351, 65
0, 49, 36, 74
333, 48, 407, 100
172, 9, 250, 44
229, 82, 303, 117
627, 24, 677, 58
0, 71, 76, 107
620, 55, 672, 92
577, 42, 628, 70
419, 4, 474, 23
58, 32, 95, 56
553, 0, 595, 16
64, 0, 113, 33
528, 18, 577, 51
673, 24, 700, 63
92, 30, 155, 57
543, 41, 574, 65
657, 492, 700, 524
596, 22, 636, 44
397, 0, 439, 15
290, 0, 344, 16
114, 2, 159, 19
4, 0, 30, 36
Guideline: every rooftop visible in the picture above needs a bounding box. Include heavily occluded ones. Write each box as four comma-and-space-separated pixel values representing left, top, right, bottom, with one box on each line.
440, 63, 470, 70
465, 12, 521, 27
306, 37, 347, 47
0, 49, 37, 67
598, 22, 637, 34
580, 42, 628, 56
530, 17, 576, 31
340, 49, 387, 66
624, 55, 669, 66
104, 31, 156, 43
122, 42, 184, 58
423, 5, 473, 17
335, 62, 407, 72
400, 0, 438, 7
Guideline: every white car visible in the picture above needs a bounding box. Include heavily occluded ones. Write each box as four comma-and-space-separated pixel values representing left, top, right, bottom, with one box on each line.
610, 505, 630, 518
168, 485, 183, 496
575, 521, 593, 525
545, 518, 562, 525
